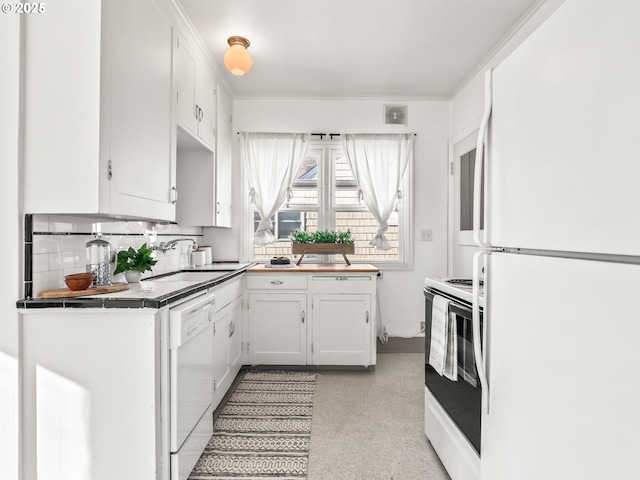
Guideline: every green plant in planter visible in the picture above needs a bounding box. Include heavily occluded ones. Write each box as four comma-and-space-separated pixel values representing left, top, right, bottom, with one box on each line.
114, 243, 158, 274
290, 230, 354, 244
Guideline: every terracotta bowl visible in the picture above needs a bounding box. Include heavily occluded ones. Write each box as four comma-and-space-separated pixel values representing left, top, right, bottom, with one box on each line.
64, 273, 93, 291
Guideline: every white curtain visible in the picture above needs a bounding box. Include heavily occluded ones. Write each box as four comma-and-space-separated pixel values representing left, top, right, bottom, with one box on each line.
241, 132, 310, 246
342, 133, 414, 250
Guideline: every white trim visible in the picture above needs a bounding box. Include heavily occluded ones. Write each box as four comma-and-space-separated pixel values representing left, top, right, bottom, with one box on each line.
447, 123, 481, 276
231, 94, 448, 102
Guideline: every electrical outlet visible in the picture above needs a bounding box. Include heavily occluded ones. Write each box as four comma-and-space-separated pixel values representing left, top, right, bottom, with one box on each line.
420, 230, 432, 241
420, 321, 426, 331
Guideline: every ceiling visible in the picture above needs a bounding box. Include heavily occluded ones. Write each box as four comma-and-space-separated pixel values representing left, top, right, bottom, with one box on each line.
178, 0, 542, 99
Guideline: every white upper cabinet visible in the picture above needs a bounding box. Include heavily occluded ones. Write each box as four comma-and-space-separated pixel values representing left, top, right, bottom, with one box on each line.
176, 82, 234, 228
175, 35, 199, 138
24, 0, 177, 222
175, 35, 216, 150
215, 83, 233, 228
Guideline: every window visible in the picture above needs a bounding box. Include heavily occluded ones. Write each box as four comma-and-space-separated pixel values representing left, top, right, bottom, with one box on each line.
459, 148, 484, 231
248, 141, 412, 266
253, 212, 305, 241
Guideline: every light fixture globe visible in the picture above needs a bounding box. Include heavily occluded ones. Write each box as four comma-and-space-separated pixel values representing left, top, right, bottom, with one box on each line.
224, 36, 252, 76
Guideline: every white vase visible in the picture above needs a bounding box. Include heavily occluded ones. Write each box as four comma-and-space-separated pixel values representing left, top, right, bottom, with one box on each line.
125, 270, 143, 283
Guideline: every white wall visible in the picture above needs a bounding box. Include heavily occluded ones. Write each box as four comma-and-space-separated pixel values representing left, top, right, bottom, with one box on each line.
1, 12, 21, 480
216, 98, 450, 337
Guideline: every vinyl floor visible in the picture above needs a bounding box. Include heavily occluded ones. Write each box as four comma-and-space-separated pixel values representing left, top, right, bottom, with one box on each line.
307, 353, 451, 480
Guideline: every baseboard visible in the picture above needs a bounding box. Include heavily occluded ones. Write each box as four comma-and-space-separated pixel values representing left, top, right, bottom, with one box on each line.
242, 364, 375, 372
377, 336, 425, 353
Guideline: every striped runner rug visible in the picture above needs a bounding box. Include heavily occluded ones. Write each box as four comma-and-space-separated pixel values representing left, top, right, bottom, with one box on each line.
188, 370, 316, 480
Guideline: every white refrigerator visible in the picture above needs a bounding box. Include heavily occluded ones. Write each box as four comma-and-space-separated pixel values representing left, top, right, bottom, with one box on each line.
473, 0, 640, 478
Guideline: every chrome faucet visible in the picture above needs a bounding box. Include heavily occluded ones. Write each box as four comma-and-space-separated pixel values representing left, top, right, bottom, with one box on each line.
152, 238, 197, 253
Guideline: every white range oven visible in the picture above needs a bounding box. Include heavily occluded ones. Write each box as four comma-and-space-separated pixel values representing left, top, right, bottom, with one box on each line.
169, 291, 216, 480
423, 277, 484, 480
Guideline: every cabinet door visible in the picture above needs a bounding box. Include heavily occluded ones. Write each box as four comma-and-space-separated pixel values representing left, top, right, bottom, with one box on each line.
212, 309, 230, 409
248, 294, 307, 365
195, 70, 216, 148
175, 35, 198, 136
108, 0, 176, 220
215, 84, 233, 228
311, 294, 371, 366
227, 297, 243, 375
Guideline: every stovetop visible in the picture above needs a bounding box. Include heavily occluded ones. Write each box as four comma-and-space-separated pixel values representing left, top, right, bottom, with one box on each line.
424, 277, 485, 308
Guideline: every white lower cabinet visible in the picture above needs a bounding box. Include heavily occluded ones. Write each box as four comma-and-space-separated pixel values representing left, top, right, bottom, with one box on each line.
212, 279, 243, 409
20, 308, 168, 480
212, 308, 230, 405
227, 297, 243, 374
311, 294, 371, 366
247, 293, 308, 365
246, 271, 377, 367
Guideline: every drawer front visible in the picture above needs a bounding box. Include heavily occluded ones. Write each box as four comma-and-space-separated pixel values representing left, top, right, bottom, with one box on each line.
246, 274, 308, 290
213, 278, 242, 311
310, 275, 376, 294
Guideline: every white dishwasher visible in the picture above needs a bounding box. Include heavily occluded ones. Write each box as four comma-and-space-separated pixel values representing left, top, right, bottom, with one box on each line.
169, 291, 216, 480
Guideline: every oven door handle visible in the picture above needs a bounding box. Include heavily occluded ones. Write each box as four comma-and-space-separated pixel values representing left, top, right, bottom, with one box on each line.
473, 250, 490, 414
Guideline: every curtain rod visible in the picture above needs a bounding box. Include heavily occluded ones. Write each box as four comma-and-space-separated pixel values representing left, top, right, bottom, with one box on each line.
236, 132, 417, 139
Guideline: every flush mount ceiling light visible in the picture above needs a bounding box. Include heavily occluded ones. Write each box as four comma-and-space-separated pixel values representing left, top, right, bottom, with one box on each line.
224, 36, 252, 76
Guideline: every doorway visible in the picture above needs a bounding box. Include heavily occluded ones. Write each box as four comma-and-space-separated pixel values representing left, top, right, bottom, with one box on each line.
448, 129, 484, 277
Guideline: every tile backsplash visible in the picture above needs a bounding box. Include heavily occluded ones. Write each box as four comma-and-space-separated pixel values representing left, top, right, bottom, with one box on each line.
25, 214, 204, 298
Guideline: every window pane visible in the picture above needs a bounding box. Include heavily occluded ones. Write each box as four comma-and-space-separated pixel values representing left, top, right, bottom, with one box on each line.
277, 212, 303, 240
290, 149, 320, 205
253, 211, 318, 259
334, 211, 400, 260
335, 188, 361, 205
333, 151, 359, 205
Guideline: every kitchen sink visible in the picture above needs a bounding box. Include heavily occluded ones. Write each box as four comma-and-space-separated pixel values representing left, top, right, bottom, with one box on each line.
148, 271, 228, 283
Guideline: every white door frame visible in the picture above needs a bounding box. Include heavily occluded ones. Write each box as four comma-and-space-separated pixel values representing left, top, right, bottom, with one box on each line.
447, 123, 480, 277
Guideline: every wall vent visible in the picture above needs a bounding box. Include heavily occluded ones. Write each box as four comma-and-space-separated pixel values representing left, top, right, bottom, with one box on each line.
384, 104, 408, 126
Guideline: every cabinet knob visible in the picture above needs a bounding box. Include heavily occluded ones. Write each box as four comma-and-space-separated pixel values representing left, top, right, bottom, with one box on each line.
270, 280, 284, 285
171, 186, 178, 205
216, 201, 221, 214
301, 310, 305, 323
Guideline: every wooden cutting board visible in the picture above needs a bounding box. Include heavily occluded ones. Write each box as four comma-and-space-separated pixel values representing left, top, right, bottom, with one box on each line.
39, 283, 129, 298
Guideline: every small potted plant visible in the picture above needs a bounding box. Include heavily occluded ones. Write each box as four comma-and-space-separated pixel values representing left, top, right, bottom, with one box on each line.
114, 243, 158, 283
290, 230, 355, 265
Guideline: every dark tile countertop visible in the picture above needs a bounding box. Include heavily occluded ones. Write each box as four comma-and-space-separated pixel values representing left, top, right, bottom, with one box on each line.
17, 263, 254, 310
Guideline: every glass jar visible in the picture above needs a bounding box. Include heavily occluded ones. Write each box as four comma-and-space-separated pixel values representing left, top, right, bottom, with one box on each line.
86, 236, 112, 286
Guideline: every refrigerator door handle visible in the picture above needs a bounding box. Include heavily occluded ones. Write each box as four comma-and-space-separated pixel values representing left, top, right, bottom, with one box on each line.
473, 250, 490, 414
473, 69, 493, 249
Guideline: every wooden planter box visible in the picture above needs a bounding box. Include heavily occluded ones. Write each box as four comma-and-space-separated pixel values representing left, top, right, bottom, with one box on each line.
291, 243, 355, 265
